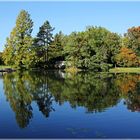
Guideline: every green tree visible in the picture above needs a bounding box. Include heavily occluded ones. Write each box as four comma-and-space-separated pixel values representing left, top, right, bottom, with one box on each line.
124, 26, 140, 56
64, 31, 86, 68
0, 52, 4, 65
64, 26, 121, 71
3, 30, 17, 66
3, 10, 35, 69
34, 20, 54, 67
105, 32, 121, 67
47, 31, 65, 68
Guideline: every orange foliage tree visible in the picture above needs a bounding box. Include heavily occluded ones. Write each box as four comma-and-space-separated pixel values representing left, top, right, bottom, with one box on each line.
115, 47, 139, 67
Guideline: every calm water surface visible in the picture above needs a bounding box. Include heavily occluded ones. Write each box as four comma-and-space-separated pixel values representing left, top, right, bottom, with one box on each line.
0, 71, 140, 138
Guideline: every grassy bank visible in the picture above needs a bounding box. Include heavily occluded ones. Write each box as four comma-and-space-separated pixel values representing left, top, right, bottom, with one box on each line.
109, 67, 140, 73
1, 65, 140, 74
0, 65, 12, 70
65, 67, 81, 73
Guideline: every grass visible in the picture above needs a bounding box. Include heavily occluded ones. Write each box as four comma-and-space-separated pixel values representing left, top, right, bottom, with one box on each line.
1, 65, 140, 74
109, 67, 140, 73
65, 67, 81, 73
0, 65, 12, 70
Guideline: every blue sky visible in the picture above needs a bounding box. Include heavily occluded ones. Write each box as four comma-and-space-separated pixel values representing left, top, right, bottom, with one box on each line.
0, 1, 140, 51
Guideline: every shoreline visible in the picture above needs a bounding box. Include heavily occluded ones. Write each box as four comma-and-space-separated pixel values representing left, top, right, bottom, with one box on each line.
1, 66, 140, 74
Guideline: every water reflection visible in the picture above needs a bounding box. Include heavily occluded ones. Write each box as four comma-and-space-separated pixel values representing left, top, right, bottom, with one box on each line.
2, 71, 140, 128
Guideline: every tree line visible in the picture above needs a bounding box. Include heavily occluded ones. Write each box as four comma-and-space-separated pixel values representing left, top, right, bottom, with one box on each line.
2, 10, 140, 71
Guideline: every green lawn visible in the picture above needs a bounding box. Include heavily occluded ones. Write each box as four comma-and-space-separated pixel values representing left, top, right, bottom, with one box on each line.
0, 65, 12, 70
0, 66, 140, 73
109, 67, 140, 73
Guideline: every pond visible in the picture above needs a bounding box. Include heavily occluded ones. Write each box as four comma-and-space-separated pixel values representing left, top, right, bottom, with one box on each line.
0, 71, 140, 138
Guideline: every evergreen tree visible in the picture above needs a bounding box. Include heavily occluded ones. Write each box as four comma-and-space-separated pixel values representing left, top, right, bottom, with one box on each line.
3, 10, 35, 69
3, 29, 17, 66
47, 31, 65, 67
34, 20, 54, 67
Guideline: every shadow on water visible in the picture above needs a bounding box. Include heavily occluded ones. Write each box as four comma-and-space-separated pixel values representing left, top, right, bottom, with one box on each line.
2, 70, 140, 128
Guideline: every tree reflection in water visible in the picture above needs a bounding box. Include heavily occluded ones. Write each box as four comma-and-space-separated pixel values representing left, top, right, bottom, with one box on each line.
2, 71, 140, 128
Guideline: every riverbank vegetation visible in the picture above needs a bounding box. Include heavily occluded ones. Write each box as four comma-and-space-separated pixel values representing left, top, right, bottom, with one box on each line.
1, 10, 140, 72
